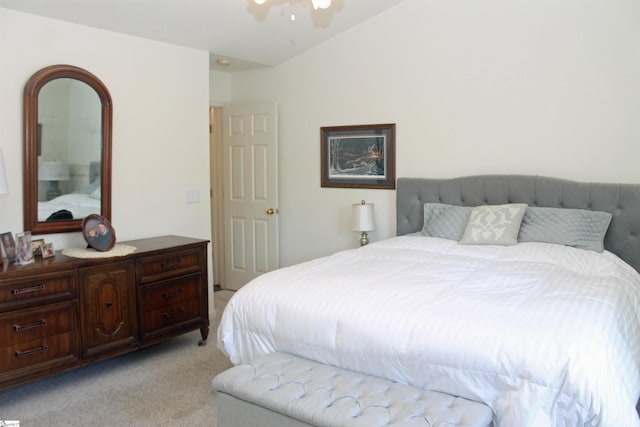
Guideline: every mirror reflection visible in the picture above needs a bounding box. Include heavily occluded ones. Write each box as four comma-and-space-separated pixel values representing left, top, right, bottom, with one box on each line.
23, 64, 112, 235
37, 78, 102, 221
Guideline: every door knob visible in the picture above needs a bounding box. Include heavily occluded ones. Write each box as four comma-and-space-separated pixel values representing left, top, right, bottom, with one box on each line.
266, 208, 276, 215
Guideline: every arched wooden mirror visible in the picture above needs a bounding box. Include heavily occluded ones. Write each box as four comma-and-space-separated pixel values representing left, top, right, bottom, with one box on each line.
23, 64, 112, 235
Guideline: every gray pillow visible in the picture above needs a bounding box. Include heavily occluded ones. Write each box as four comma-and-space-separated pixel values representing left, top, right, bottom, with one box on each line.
518, 206, 612, 252
460, 204, 528, 246
422, 203, 471, 240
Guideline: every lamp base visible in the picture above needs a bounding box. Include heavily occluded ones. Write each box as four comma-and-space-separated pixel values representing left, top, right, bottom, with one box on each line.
47, 181, 61, 201
360, 231, 369, 246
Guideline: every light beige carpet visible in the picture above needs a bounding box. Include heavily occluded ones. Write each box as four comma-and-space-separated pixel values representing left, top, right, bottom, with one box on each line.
0, 290, 235, 427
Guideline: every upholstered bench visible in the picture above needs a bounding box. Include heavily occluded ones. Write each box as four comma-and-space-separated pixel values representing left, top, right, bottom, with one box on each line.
212, 352, 493, 427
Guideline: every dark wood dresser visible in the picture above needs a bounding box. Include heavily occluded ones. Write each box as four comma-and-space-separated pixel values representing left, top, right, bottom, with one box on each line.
0, 235, 209, 391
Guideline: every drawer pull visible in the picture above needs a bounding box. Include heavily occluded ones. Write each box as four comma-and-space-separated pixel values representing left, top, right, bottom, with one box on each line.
15, 344, 48, 358
160, 259, 183, 269
13, 319, 47, 332
163, 307, 186, 319
162, 287, 185, 299
12, 283, 45, 295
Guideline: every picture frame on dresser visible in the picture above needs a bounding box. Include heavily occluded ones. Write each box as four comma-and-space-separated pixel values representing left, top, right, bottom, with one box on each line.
1, 231, 17, 264
320, 123, 396, 189
82, 214, 116, 252
16, 231, 34, 265
31, 238, 45, 257
41, 242, 55, 258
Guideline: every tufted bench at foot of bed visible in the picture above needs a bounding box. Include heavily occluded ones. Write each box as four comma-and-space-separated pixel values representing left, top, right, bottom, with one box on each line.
212, 352, 493, 427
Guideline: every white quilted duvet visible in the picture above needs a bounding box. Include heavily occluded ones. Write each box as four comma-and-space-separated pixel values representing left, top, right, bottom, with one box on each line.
217, 235, 640, 427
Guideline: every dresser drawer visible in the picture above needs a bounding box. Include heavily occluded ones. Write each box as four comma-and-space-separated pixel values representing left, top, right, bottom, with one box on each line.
0, 332, 75, 373
136, 248, 203, 284
0, 271, 76, 311
0, 302, 76, 346
142, 299, 201, 336
140, 275, 201, 312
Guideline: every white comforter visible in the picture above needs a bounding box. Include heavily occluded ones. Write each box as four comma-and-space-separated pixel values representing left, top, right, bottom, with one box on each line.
217, 235, 640, 427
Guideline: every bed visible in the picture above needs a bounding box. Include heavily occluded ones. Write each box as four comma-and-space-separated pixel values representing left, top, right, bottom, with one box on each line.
217, 175, 640, 427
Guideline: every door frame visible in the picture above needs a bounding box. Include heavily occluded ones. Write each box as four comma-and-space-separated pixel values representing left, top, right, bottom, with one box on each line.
210, 107, 225, 289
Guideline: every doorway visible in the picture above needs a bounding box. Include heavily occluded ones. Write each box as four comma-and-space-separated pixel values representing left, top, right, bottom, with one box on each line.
209, 103, 279, 290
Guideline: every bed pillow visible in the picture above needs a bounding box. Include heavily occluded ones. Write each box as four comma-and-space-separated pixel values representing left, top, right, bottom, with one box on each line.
518, 206, 612, 252
89, 186, 101, 200
422, 203, 472, 240
459, 203, 528, 246
74, 180, 100, 195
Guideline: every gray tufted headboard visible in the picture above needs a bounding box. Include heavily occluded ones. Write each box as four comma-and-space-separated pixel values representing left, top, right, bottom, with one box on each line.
397, 175, 640, 273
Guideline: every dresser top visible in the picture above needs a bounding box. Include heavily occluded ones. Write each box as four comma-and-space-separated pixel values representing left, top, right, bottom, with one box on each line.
1, 235, 209, 277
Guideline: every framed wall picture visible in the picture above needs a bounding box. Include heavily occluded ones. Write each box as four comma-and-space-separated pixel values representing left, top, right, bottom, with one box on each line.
321, 123, 396, 189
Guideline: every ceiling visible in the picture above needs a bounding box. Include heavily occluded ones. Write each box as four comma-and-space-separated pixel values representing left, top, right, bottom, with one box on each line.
0, 0, 405, 72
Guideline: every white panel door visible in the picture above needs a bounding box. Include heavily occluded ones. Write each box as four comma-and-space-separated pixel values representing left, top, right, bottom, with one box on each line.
222, 103, 278, 290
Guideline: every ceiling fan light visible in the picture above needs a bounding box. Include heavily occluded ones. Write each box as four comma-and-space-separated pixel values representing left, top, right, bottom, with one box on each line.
311, 0, 332, 9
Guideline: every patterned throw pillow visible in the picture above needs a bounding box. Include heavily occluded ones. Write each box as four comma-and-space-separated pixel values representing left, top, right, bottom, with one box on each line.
459, 204, 528, 246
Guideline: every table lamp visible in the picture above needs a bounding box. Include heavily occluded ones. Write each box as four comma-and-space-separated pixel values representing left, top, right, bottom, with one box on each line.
352, 200, 375, 246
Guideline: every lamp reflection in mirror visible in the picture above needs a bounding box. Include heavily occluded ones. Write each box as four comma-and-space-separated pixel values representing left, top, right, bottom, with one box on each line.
0, 149, 8, 195
39, 161, 69, 201
352, 200, 375, 246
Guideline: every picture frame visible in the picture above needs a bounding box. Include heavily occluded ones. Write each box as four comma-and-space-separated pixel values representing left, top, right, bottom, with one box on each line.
16, 231, 35, 265
41, 242, 55, 258
31, 238, 45, 257
1, 231, 17, 264
82, 214, 116, 252
321, 123, 396, 189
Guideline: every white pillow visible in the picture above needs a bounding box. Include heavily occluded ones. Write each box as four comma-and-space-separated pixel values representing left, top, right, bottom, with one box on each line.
459, 203, 527, 246
89, 186, 101, 200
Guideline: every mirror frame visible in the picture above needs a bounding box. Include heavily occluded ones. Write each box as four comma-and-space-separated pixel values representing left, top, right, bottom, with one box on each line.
23, 64, 112, 235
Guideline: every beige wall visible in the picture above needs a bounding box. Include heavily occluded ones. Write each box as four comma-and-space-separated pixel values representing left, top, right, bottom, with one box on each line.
7, 1, 636, 279
227, 0, 640, 266
0, 9, 213, 290
210, 70, 231, 106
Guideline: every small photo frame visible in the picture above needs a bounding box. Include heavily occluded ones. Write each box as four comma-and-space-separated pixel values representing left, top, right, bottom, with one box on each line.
16, 231, 35, 265
41, 242, 55, 258
320, 123, 396, 189
31, 238, 45, 257
82, 214, 116, 252
1, 232, 17, 264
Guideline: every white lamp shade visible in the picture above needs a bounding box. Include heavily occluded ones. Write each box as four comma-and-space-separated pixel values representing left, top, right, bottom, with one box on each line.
0, 149, 8, 195
39, 161, 70, 181
352, 202, 375, 232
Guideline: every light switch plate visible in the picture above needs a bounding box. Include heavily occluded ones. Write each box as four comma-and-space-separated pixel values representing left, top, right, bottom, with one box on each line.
185, 189, 200, 204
